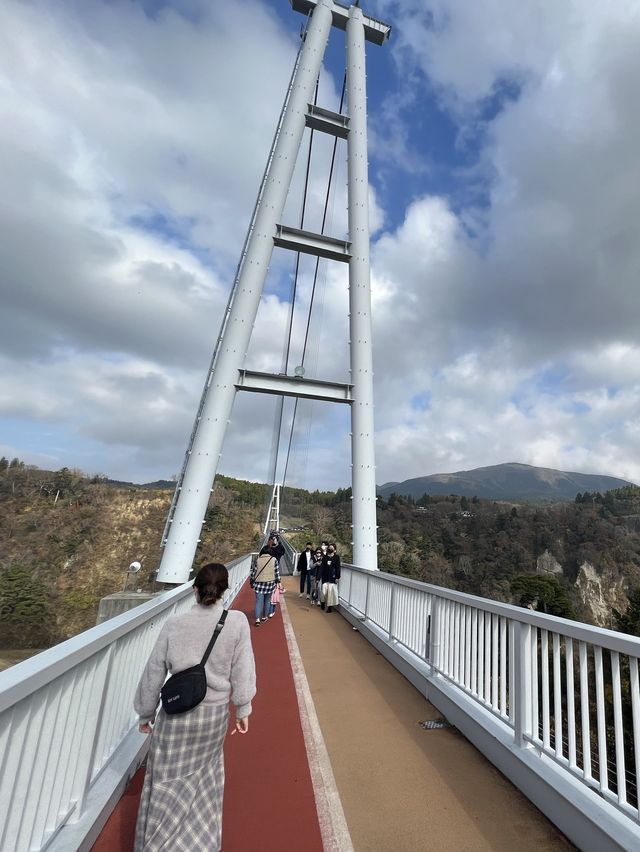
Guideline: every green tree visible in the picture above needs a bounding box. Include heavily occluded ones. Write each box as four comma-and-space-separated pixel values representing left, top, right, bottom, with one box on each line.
0, 564, 55, 648
510, 575, 575, 619
613, 587, 640, 636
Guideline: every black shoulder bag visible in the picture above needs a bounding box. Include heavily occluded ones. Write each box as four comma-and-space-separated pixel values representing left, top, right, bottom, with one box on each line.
160, 610, 228, 715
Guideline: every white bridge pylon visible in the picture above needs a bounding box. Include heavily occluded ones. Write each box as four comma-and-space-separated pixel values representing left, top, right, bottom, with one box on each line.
157, 0, 391, 584
263, 483, 281, 538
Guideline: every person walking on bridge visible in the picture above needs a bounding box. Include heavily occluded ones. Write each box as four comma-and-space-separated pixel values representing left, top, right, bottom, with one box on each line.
320, 543, 341, 613
133, 562, 255, 852
297, 541, 314, 598
311, 547, 323, 605
251, 532, 282, 625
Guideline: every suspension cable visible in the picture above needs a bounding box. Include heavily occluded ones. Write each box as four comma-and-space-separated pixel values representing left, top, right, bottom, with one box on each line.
281, 74, 347, 489
283, 76, 319, 372
267, 76, 320, 494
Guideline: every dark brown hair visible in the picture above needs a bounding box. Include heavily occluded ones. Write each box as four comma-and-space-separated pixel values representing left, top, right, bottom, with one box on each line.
193, 563, 228, 606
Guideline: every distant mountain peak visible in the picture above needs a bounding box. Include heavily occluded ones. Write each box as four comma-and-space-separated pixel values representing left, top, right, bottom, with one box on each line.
377, 462, 634, 502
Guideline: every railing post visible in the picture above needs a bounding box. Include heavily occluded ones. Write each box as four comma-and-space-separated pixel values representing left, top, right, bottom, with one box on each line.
388, 583, 397, 642
74, 644, 116, 819
429, 596, 441, 675
513, 621, 533, 747
68, 645, 117, 823
364, 572, 371, 619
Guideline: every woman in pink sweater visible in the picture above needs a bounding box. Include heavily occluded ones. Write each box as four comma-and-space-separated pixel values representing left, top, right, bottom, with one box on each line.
133, 563, 256, 852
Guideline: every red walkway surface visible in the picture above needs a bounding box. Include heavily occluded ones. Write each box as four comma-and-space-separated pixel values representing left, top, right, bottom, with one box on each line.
93, 581, 323, 851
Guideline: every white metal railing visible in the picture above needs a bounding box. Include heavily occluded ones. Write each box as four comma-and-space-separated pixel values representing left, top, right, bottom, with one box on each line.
340, 565, 640, 849
0, 554, 251, 852
279, 536, 298, 575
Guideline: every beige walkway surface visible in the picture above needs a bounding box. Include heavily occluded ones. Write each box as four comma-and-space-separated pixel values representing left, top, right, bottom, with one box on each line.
283, 577, 574, 852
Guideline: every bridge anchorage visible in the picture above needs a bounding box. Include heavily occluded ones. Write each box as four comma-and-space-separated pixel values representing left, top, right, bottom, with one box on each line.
157, 0, 391, 584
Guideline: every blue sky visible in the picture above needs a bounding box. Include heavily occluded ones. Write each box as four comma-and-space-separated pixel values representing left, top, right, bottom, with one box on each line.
1, 0, 640, 490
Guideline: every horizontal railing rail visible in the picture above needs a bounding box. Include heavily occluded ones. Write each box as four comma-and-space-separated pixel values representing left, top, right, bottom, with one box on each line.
339, 564, 640, 850
279, 536, 298, 575
0, 554, 252, 852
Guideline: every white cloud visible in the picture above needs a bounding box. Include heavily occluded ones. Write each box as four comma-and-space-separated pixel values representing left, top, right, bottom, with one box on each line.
2, 0, 640, 499
364, 0, 640, 486
0, 0, 328, 482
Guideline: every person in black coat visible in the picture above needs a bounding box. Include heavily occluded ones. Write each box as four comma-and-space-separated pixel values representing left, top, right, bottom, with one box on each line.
311, 547, 323, 605
320, 543, 341, 612
260, 532, 284, 562
297, 542, 314, 598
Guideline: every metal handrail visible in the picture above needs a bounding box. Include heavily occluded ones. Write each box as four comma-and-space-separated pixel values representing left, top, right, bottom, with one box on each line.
339, 564, 640, 847
344, 564, 640, 657
0, 554, 252, 852
4, 557, 638, 851
279, 535, 298, 575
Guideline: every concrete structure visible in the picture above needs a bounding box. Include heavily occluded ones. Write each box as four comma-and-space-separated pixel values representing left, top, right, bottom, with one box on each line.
96, 592, 158, 625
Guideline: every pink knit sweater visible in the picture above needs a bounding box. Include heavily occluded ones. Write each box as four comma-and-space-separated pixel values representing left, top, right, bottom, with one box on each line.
134, 601, 256, 723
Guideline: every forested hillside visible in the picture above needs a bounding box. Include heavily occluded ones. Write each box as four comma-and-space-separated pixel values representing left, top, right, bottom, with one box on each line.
374, 489, 640, 628
283, 485, 640, 631
0, 460, 266, 649
2, 457, 640, 654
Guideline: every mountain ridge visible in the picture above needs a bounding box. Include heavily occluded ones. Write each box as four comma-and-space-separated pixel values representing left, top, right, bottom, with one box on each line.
377, 462, 635, 502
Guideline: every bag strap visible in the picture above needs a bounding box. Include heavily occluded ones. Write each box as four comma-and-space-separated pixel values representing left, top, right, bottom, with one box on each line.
254, 554, 275, 581
200, 610, 228, 666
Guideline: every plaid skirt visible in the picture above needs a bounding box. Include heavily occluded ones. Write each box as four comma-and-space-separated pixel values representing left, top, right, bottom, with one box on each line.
135, 702, 229, 851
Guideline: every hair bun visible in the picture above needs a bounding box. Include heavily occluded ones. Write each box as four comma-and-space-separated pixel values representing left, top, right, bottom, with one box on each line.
193, 563, 229, 606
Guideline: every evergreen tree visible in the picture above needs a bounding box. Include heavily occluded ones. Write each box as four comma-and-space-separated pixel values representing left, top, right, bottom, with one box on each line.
613, 587, 640, 636
0, 564, 55, 647
510, 575, 575, 619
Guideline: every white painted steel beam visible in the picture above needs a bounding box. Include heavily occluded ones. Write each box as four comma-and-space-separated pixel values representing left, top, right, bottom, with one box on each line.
346, 5, 378, 570
274, 224, 351, 262
156, 0, 334, 583
236, 369, 353, 403
263, 484, 282, 536
291, 0, 391, 45
306, 103, 350, 138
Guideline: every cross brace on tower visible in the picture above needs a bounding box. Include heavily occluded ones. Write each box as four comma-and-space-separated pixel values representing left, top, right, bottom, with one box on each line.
157, 0, 391, 584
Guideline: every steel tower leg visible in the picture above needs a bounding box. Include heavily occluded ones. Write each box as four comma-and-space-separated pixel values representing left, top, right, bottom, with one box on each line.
156, 0, 334, 583
347, 6, 378, 570
263, 483, 281, 536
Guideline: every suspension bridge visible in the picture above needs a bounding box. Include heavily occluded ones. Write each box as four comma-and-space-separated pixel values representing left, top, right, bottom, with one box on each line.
1, 1, 639, 850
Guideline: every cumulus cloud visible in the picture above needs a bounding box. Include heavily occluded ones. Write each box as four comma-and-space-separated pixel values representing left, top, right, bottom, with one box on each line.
2, 0, 640, 497
0, 0, 319, 481
365, 0, 640, 485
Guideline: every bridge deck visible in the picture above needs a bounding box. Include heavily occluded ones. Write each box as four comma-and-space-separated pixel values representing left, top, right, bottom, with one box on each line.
94, 577, 573, 851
